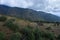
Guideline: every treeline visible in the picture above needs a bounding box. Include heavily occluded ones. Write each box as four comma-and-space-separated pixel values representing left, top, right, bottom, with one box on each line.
34, 21, 60, 23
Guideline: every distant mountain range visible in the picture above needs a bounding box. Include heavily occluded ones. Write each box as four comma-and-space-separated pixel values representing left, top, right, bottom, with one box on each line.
0, 5, 60, 22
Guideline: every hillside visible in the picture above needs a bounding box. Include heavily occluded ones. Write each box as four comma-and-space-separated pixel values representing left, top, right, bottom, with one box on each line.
0, 5, 60, 22
0, 15, 60, 40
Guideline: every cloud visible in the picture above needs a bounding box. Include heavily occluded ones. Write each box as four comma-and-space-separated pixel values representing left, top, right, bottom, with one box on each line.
0, 0, 34, 8
45, 0, 60, 16
0, 0, 60, 16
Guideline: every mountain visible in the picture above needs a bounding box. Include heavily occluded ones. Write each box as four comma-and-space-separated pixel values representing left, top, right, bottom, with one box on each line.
0, 5, 60, 22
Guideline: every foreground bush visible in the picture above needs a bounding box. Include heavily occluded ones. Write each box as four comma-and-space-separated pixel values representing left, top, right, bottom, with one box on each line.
57, 35, 60, 40
33, 27, 43, 40
0, 32, 5, 40
42, 31, 55, 40
20, 26, 56, 40
9, 32, 21, 40
20, 26, 35, 40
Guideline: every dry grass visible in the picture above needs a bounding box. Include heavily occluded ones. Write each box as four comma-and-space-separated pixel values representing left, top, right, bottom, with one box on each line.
0, 14, 60, 36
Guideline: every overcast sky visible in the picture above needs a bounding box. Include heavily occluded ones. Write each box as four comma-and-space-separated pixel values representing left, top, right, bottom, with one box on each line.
0, 0, 60, 16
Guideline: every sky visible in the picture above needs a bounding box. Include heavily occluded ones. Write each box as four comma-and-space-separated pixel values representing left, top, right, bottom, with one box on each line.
0, 0, 60, 16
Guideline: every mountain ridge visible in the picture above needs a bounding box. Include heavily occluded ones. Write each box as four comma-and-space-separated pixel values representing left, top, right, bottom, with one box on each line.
0, 5, 60, 22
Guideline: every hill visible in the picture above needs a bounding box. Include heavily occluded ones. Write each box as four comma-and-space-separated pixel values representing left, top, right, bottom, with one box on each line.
0, 15, 60, 40
0, 5, 60, 22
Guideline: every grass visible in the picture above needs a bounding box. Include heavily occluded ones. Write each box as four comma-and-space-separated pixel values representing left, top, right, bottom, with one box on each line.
0, 14, 60, 40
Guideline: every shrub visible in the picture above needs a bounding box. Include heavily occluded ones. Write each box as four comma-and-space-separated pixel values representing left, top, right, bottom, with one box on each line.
20, 26, 55, 40
9, 32, 21, 40
20, 26, 35, 40
0, 16, 7, 22
46, 27, 52, 30
42, 32, 55, 40
21, 26, 43, 40
57, 35, 60, 40
0, 32, 5, 40
33, 27, 42, 40
5, 20, 19, 32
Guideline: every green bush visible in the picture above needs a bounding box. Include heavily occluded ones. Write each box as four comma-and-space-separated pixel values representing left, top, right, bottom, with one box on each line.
20, 26, 35, 40
33, 27, 43, 40
0, 16, 7, 22
5, 20, 19, 32
9, 32, 21, 40
0, 32, 5, 40
57, 35, 60, 40
42, 32, 55, 40
20, 26, 44, 40
20, 26, 55, 40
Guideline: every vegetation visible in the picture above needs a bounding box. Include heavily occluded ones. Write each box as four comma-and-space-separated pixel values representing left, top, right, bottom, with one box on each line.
19, 26, 34, 40
8, 19, 15, 22
0, 32, 5, 40
57, 35, 60, 40
0, 15, 59, 40
0, 16, 7, 22
9, 32, 21, 40
5, 20, 19, 32
19, 26, 56, 40
44, 32, 55, 40
46, 27, 52, 30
